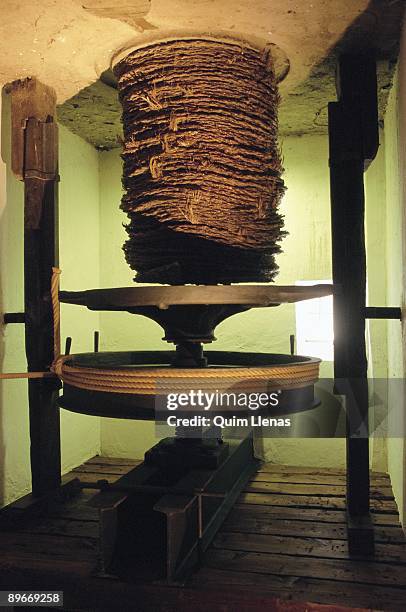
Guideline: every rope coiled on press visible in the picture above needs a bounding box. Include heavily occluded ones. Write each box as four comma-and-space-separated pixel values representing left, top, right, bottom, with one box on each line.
53, 359, 319, 395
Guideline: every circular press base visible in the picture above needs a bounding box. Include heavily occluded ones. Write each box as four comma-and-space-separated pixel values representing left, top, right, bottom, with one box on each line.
58, 351, 320, 420
59, 284, 333, 309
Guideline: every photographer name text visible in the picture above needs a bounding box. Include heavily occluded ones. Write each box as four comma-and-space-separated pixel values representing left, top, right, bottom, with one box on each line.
166, 415, 291, 429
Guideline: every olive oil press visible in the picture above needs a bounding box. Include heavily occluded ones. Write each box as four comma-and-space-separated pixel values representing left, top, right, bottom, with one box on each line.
53, 38, 329, 581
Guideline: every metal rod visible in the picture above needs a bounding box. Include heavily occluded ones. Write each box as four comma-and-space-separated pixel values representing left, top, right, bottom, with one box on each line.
289, 334, 295, 356
65, 336, 72, 355
94, 330, 100, 353
198, 494, 203, 539
78, 479, 227, 498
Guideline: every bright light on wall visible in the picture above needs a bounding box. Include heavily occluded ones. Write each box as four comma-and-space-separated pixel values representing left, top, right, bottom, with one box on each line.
295, 280, 334, 360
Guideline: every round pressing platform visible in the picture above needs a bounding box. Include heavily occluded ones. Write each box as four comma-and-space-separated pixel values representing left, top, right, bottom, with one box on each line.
58, 285, 333, 343
59, 284, 333, 310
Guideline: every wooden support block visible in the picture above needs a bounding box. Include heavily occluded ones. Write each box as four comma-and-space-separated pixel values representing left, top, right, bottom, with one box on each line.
8, 78, 56, 180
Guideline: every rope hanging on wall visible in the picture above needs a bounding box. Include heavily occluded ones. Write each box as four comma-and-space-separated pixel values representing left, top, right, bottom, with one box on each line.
114, 38, 286, 284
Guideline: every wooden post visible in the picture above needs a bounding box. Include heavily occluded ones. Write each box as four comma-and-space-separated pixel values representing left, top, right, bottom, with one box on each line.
328, 55, 379, 554
10, 79, 61, 496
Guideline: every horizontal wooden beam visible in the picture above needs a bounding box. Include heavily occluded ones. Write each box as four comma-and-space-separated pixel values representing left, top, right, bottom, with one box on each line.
364, 307, 402, 320
3, 312, 26, 324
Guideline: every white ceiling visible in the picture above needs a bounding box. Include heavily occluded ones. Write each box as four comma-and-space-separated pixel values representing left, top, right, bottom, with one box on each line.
0, 0, 372, 102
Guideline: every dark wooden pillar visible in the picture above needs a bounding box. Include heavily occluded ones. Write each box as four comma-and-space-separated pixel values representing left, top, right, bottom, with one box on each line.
328, 55, 379, 553
10, 80, 61, 496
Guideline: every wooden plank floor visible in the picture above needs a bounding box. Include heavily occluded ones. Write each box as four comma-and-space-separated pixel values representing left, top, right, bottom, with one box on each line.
0, 457, 405, 611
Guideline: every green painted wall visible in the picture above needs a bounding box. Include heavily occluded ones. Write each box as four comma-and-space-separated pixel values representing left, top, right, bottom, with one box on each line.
0, 91, 101, 507
385, 42, 406, 525
58, 124, 101, 472
364, 133, 389, 474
